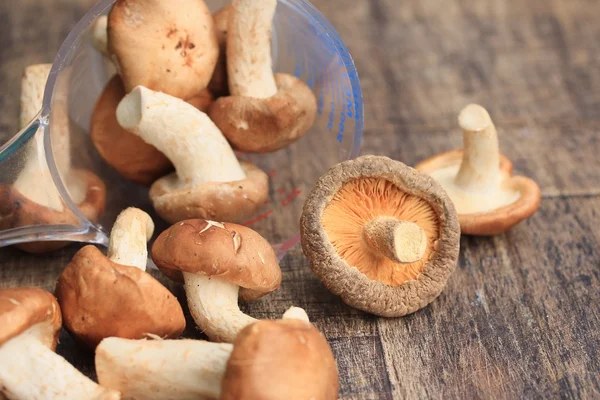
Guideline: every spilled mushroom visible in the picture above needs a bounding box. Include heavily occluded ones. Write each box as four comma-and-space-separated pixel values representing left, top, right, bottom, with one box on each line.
55, 207, 185, 349
300, 155, 461, 317
0, 287, 120, 399
152, 219, 282, 343
209, 0, 317, 153
416, 104, 541, 235
116, 86, 268, 224
95, 309, 339, 400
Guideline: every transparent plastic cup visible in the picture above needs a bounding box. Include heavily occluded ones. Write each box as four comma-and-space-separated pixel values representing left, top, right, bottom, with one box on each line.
0, 0, 363, 258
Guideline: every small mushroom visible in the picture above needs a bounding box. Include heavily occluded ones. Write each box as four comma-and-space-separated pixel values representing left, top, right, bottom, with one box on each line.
91, 15, 109, 56
416, 104, 542, 235
96, 310, 338, 400
108, 0, 219, 100
209, 0, 317, 153
55, 208, 185, 349
300, 155, 461, 317
207, 5, 232, 97
152, 219, 282, 343
0, 287, 120, 399
1, 64, 106, 253
116, 86, 268, 224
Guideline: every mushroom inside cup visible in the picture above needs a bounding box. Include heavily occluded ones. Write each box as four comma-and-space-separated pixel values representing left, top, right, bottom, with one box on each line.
416, 104, 541, 235
209, 0, 317, 153
1, 64, 106, 253
300, 155, 461, 317
55, 207, 185, 349
0, 287, 120, 399
96, 309, 339, 400
152, 219, 282, 343
107, 0, 218, 100
116, 86, 268, 224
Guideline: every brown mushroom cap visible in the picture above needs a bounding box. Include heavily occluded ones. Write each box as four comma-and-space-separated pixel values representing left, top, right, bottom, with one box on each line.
416, 149, 541, 235
221, 319, 339, 400
91, 75, 172, 185
149, 161, 268, 225
300, 155, 461, 317
152, 219, 282, 301
108, 0, 219, 100
0, 169, 106, 253
0, 287, 61, 350
55, 245, 185, 349
207, 5, 231, 97
209, 74, 317, 153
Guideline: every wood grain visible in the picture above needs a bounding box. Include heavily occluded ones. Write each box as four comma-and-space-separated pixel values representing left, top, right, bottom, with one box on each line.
1, 0, 600, 399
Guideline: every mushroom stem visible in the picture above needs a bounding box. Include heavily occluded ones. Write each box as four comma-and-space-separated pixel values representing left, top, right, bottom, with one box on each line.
0, 325, 119, 400
91, 15, 109, 56
96, 337, 232, 400
117, 86, 246, 186
454, 104, 501, 193
282, 306, 310, 322
183, 273, 256, 343
362, 216, 427, 264
107, 208, 154, 271
227, 0, 278, 99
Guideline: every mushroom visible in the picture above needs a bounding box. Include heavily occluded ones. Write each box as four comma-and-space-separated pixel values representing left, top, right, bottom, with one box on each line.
0, 287, 120, 399
116, 86, 268, 224
91, 15, 109, 56
107, 0, 219, 100
300, 155, 461, 317
209, 0, 317, 153
0, 64, 106, 253
416, 104, 542, 235
95, 309, 338, 400
207, 5, 232, 97
152, 219, 282, 343
55, 207, 185, 349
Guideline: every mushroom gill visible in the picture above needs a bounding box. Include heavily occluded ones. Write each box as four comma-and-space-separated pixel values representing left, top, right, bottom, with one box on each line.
321, 178, 440, 286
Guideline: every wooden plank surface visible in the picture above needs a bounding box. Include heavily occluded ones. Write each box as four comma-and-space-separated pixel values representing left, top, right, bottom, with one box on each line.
1, 1, 599, 399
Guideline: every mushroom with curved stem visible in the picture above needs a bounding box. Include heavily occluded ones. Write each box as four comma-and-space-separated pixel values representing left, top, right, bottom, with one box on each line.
96, 309, 339, 400
209, 0, 318, 153
301, 155, 461, 317
117, 86, 268, 224
416, 104, 541, 235
0, 287, 120, 399
152, 219, 282, 343
55, 208, 185, 349
0, 64, 106, 253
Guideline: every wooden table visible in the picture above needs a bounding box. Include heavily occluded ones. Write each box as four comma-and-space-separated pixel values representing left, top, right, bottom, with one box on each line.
1, 1, 599, 399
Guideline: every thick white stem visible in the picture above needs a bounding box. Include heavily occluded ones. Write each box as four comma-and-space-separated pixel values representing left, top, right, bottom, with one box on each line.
107, 208, 154, 270
183, 273, 256, 343
362, 217, 427, 264
0, 330, 119, 400
455, 104, 501, 193
96, 337, 232, 400
117, 86, 246, 186
228, 0, 278, 98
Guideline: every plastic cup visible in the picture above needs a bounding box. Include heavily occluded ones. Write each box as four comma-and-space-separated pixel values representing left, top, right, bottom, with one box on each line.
0, 0, 363, 258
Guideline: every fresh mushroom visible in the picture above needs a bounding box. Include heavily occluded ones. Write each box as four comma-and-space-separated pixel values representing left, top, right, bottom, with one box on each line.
0, 64, 106, 253
91, 15, 108, 56
300, 155, 461, 317
207, 5, 232, 97
0, 287, 120, 399
209, 0, 317, 153
152, 219, 282, 343
96, 310, 338, 400
416, 104, 542, 235
108, 0, 219, 100
116, 86, 268, 224
55, 208, 185, 349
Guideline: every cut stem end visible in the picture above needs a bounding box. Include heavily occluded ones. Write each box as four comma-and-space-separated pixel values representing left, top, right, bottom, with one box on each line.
362, 217, 427, 264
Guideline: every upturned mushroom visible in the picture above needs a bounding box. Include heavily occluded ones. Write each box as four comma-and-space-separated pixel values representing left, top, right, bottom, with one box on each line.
95, 309, 338, 400
0, 287, 120, 399
0, 64, 106, 253
107, 0, 219, 100
207, 5, 232, 97
209, 0, 317, 153
55, 207, 185, 349
152, 219, 282, 343
116, 86, 268, 224
300, 155, 461, 317
416, 104, 541, 235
